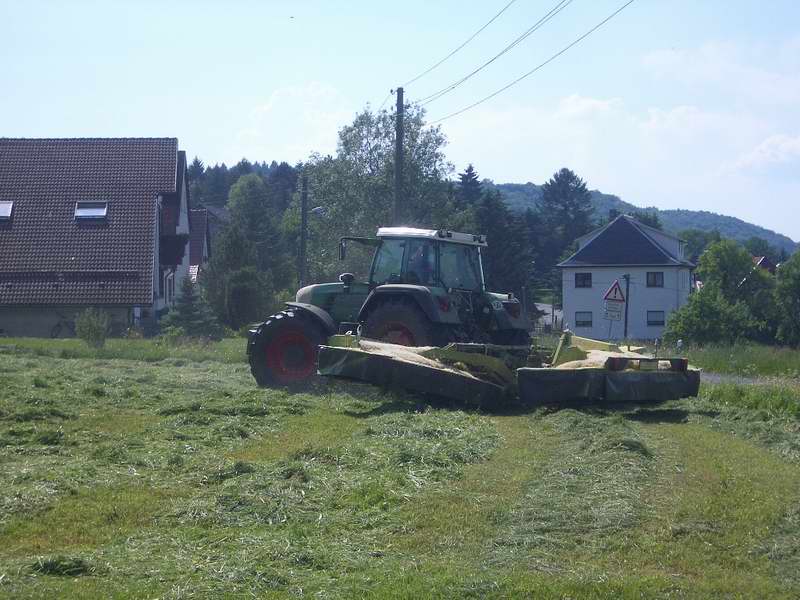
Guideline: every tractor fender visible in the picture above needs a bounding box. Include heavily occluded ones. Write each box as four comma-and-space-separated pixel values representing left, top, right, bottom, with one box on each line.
284, 302, 337, 337
357, 285, 447, 324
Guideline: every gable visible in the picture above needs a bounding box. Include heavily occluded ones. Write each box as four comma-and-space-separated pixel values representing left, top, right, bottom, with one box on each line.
559, 216, 691, 267
0, 138, 178, 305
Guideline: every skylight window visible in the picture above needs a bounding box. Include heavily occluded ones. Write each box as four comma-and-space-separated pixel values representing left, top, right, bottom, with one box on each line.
0, 201, 13, 221
75, 201, 108, 220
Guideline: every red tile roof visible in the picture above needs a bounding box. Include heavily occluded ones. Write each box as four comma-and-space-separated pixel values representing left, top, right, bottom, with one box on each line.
0, 138, 178, 305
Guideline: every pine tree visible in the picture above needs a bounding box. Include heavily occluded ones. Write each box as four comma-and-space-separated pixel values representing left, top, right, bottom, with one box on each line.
456, 164, 482, 207
187, 157, 205, 183
161, 275, 224, 338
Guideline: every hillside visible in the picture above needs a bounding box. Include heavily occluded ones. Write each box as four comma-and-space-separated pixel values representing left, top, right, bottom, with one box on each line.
489, 181, 798, 253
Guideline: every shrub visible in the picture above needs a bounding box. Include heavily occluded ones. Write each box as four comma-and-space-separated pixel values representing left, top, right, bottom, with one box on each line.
75, 307, 110, 349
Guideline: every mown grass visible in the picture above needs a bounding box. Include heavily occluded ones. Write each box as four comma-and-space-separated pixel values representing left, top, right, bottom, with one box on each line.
0, 340, 799, 598
685, 342, 800, 377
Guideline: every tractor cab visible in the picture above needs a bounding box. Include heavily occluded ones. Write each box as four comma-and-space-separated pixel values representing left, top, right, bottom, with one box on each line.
341, 227, 487, 291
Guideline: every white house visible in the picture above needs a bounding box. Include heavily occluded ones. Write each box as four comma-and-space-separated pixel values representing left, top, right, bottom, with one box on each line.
558, 215, 695, 341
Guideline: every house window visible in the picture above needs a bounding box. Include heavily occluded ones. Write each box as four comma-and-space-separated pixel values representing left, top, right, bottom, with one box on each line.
0, 201, 13, 221
646, 272, 664, 287
575, 311, 593, 327
647, 311, 665, 326
75, 201, 108, 220
575, 273, 592, 288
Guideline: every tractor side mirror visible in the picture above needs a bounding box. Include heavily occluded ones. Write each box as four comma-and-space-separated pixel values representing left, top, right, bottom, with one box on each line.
339, 239, 346, 261
339, 272, 355, 291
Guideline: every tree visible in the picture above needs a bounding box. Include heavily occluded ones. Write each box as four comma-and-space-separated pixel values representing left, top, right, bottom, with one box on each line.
476, 189, 531, 293
187, 157, 205, 183
630, 210, 662, 230
663, 288, 757, 345
679, 228, 722, 264
536, 168, 593, 285
300, 105, 454, 281
267, 162, 298, 213
775, 252, 800, 346
696, 239, 755, 299
203, 225, 273, 328
160, 275, 223, 338
227, 173, 293, 289
456, 164, 482, 207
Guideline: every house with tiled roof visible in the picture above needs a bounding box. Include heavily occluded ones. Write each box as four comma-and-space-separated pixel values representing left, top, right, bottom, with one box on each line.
558, 215, 695, 340
0, 137, 203, 336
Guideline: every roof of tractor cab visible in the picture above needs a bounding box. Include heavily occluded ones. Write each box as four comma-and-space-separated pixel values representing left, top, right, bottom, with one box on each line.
376, 227, 487, 247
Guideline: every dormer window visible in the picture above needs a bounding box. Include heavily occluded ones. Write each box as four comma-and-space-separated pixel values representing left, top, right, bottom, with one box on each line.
0, 201, 13, 221
75, 201, 108, 220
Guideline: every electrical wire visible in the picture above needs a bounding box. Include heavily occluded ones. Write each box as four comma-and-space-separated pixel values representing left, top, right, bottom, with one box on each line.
377, 90, 393, 111
418, 0, 574, 105
429, 0, 637, 124
401, 0, 519, 88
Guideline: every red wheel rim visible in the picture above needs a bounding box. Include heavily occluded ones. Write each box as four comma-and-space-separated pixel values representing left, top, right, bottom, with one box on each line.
381, 322, 416, 346
265, 330, 316, 383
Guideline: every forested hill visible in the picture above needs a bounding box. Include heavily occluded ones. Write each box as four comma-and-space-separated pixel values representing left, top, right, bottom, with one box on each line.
488, 181, 798, 254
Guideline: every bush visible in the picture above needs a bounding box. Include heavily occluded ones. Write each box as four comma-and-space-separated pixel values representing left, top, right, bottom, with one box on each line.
75, 308, 110, 349
664, 288, 757, 346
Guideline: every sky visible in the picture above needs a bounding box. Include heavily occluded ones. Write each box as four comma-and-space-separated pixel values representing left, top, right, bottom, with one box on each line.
1, 0, 799, 239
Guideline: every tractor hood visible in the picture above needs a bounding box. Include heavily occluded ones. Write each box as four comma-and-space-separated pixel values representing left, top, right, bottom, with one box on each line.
295, 282, 341, 304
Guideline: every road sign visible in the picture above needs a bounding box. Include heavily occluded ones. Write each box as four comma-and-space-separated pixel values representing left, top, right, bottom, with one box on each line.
604, 300, 623, 321
604, 280, 626, 302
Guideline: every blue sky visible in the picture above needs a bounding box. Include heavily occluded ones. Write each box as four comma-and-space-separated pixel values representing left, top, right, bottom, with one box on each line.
2, 0, 799, 239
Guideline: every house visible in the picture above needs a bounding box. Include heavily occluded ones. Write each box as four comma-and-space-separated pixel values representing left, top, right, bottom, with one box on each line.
752, 255, 777, 275
558, 215, 695, 340
0, 137, 203, 337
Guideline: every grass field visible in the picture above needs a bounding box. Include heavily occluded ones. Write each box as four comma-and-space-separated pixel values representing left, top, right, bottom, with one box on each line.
683, 343, 800, 378
1, 339, 799, 598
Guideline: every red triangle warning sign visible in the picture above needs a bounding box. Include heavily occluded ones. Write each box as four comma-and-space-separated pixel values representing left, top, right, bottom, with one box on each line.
604, 280, 626, 302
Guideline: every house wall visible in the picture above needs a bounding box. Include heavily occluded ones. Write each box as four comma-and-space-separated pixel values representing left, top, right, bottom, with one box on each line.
0, 305, 133, 338
561, 266, 692, 341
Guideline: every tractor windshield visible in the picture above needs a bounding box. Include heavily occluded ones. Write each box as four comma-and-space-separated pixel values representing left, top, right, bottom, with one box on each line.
371, 239, 405, 285
439, 243, 483, 291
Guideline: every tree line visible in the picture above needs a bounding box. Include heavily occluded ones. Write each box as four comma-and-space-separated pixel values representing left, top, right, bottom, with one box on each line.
175, 104, 795, 346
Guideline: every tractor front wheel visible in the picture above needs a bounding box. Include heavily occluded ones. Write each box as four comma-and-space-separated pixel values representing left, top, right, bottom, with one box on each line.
249, 309, 324, 387
363, 301, 434, 347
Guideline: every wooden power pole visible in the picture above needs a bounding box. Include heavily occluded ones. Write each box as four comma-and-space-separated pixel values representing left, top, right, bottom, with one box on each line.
393, 87, 404, 225
299, 172, 308, 287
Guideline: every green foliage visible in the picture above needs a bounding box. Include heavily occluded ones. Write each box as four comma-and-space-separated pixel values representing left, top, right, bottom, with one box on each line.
696, 239, 754, 298
203, 225, 273, 329
160, 276, 223, 339
679, 228, 722, 264
664, 288, 757, 345
476, 189, 531, 293
684, 343, 800, 377
775, 251, 800, 346
74, 307, 110, 349
456, 163, 482, 208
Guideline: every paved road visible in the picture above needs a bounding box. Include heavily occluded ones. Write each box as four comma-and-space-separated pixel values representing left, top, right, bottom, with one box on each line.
700, 372, 795, 386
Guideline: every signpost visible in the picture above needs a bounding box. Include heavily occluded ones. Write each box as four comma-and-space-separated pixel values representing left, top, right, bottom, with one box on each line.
603, 280, 626, 336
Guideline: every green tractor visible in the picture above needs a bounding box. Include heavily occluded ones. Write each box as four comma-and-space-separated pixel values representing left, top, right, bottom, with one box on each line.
247, 227, 531, 386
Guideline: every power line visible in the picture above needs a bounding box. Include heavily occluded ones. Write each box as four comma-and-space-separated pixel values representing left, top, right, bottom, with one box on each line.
418, 0, 574, 105
377, 90, 393, 111
429, 0, 637, 124
401, 0, 519, 88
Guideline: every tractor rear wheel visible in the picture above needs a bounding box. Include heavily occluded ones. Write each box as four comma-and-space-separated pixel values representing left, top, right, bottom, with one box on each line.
363, 300, 434, 347
249, 309, 325, 387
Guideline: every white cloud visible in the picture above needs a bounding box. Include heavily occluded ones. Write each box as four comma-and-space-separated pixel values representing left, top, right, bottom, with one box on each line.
642, 42, 800, 106
735, 133, 800, 170
226, 82, 355, 164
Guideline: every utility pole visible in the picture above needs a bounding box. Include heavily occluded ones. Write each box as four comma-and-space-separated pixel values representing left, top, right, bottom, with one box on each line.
623, 273, 630, 340
299, 172, 308, 287
393, 86, 404, 225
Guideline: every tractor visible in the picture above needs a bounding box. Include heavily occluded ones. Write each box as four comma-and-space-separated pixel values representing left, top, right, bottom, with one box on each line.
247, 227, 531, 386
